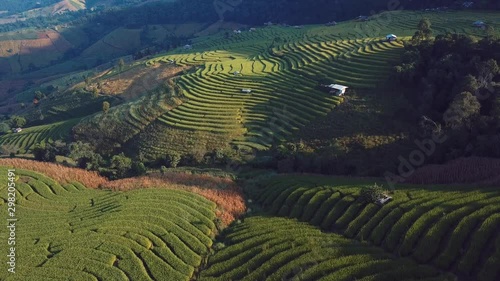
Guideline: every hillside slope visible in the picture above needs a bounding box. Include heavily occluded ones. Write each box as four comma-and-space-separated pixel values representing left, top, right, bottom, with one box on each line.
246, 174, 500, 281
201, 216, 455, 281
0, 166, 217, 280
128, 10, 498, 158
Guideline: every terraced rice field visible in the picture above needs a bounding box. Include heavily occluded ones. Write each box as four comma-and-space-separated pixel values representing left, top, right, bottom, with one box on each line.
0, 118, 80, 152
0, 167, 217, 281
146, 32, 393, 150
200, 216, 455, 281
247, 175, 500, 281
140, 10, 499, 153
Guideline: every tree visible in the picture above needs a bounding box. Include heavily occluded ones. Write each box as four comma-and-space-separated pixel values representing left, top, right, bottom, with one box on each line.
412, 18, 432, 44
460, 75, 480, 95
443, 92, 481, 129
111, 153, 132, 177
492, 97, 500, 120
52, 140, 69, 155
360, 183, 387, 203
160, 165, 168, 174
117, 58, 125, 71
92, 88, 99, 98
69, 141, 103, 170
485, 25, 496, 39
417, 18, 431, 34
33, 143, 57, 162
0, 122, 10, 134
167, 153, 181, 168
131, 161, 147, 176
0, 144, 18, 156
477, 59, 500, 81
34, 90, 44, 100
102, 101, 110, 113
9, 116, 26, 128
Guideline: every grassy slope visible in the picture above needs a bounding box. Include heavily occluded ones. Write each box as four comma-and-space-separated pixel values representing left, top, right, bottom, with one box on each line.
243, 174, 500, 281
201, 216, 455, 281
0, 29, 74, 74
0, 118, 80, 152
0, 167, 217, 280
6, 11, 500, 159
132, 10, 499, 159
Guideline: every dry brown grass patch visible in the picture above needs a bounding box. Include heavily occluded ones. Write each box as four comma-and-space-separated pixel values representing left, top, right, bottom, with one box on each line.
0, 159, 245, 226
0, 158, 107, 188
101, 172, 246, 226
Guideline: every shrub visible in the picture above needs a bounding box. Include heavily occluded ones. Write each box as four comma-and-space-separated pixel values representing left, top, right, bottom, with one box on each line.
0, 122, 9, 133
213, 242, 226, 251
131, 161, 147, 176
160, 165, 168, 174
111, 153, 133, 177
9, 115, 26, 128
102, 101, 110, 113
359, 183, 387, 203
167, 153, 181, 168
32, 143, 57, 162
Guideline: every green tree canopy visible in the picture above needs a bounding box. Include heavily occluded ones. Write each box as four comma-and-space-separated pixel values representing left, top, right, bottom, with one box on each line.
444, 92, 481, 129
412, 18, 432, 44
0, 122, 10, 133
102, 101, 110, 113
111, 153, 132, 177
10, 116, 26, 128
69, 141, 103, 170
33, 143, 57, 162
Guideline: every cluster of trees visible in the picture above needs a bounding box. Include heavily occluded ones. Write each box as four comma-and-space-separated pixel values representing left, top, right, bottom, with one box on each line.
0, 115, 27, 134
27, 138, 234, 179
248, 141, 361, 176
395, 20, 500, 161
224, 0, 500, 25
31, 141, 146, 179
0, 0, 60, 15
2, 0, 499, 34
158, 149, 231, 169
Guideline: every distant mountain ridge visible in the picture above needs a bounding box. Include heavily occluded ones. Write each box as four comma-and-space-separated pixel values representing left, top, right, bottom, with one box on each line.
0, 0, 61, 14
0, 0, 165, 16
223, 0, 500, 24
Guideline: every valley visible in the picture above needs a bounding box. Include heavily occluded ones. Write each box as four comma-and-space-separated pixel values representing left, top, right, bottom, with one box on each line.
0, 2, 499, 281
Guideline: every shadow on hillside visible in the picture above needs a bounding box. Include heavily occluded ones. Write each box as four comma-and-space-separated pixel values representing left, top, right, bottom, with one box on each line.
0, 30, 74, 76
114, 64, 188, 101
296, 87, 416, 141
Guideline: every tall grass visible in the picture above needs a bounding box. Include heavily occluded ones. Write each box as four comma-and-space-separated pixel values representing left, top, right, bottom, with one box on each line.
0, 159, 245, 226
0, 158, 107, 188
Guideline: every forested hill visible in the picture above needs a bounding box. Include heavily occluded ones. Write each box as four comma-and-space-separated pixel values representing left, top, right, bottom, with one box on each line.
0, 0, 60, 14
97, 0, 500, 26
1, 0, 499, 32
224, 0, 500, 24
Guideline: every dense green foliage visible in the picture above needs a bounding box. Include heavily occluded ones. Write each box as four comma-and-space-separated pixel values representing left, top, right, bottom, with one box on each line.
0, 167, 217, 281
0, 0, 60, 14
396, 34, 500, 160
247, 174, 500, 281
226, 0, 500, 25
